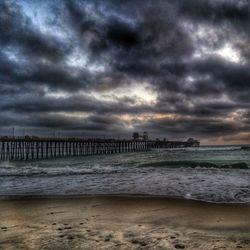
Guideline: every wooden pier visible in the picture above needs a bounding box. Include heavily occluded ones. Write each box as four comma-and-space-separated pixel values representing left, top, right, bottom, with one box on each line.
0, 137, 151, 161
0, 136, 200, 161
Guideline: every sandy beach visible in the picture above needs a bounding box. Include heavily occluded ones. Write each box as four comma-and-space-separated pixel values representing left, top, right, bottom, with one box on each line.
0, 197, 249, 250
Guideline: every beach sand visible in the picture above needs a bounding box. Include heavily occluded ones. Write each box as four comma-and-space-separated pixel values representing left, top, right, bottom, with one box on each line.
0, 197, 249, 250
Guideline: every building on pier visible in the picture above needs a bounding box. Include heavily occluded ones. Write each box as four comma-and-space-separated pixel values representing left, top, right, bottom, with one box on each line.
132, 131, 148, 141
186, 138, 200, 147
151, 138, 200, 148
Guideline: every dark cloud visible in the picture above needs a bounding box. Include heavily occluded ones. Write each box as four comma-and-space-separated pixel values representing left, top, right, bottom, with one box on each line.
106, 18, 140, 49
190, 57, 250, 101
0, 0, 250, 143
0, 1, 70, 61
178, 0, 250, 25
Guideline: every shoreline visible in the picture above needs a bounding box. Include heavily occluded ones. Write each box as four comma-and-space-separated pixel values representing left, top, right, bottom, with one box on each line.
0, 196, 249, 249
1, 194, 250, 205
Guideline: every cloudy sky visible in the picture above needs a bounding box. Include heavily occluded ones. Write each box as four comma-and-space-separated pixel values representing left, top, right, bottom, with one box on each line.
0, 0, 250, 144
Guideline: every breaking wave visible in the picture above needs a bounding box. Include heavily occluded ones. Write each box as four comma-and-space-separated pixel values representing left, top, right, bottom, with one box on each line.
139, 160, 249, 169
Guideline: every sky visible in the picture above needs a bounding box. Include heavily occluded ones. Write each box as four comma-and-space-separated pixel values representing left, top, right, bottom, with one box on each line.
0, 0, 250, 145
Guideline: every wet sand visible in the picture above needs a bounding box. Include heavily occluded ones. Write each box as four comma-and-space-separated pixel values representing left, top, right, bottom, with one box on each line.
0, 197, 249, 249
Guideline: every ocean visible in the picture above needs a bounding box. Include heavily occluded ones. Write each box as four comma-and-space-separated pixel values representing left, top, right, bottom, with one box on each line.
0, 145, 249, 203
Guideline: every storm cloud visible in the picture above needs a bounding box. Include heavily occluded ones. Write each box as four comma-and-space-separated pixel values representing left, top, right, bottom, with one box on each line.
0, 0, 250, 144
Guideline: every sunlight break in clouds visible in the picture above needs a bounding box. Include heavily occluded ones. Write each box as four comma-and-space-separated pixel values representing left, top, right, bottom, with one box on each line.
89, 83, 158, 106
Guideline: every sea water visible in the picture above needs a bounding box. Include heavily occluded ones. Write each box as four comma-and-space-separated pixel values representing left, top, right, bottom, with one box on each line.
0, 145, 249, 203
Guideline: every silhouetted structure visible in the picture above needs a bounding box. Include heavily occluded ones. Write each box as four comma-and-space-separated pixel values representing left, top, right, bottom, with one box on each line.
132, 132, 140, 140
0, 135, 200, 161
143, 132, 148, 141
151, 138, 200, 148
133, 131, 148, 141
0, 137, 150, 161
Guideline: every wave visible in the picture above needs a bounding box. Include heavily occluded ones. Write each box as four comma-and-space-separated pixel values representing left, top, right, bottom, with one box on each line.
0, 166, 124, 177
0, 161, 137, 177
0, 170, 121, 177
138, 160, 249, 169
159, 145, 243, 151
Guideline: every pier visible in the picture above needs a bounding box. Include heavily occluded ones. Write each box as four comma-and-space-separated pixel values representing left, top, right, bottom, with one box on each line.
0, 137, 151, 161
151, 139, 200, 148
0, 136, 200, 161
